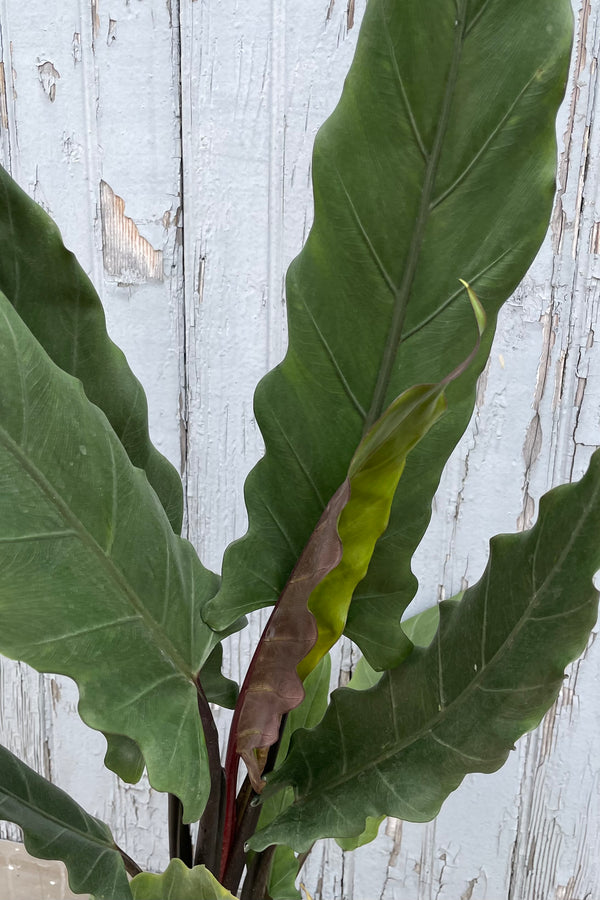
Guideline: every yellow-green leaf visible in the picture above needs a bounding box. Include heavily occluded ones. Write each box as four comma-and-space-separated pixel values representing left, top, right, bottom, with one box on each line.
131, 860, 238, 899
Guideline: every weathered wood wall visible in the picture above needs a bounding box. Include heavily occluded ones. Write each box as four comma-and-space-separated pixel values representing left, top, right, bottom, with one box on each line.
0, 1, 599, 897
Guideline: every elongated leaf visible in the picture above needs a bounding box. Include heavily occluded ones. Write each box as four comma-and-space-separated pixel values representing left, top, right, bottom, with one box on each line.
237, 285, 482, 789
205, 0, 572, 670
0, 164, 231, 786
131, 859, 238, 899
298, 382, 446, 679
235, 487, 348, 791
0, 167, 183, 534
0, 744, 131, 900
301, 367, 474, 678
251, 449, 600, 851
0, 292, 218, 822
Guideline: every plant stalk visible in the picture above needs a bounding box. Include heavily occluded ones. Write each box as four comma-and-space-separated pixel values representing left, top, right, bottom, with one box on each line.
221, 734, 283, 894
168, 794, 193, 866
240, 844, 276, 900
194, 673, 226, 875
115, 843, 143, 878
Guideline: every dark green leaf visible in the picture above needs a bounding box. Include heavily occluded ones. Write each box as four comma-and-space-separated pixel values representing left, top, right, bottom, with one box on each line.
200, 643, 239, 710
104, 734, 145, 785
252, 449, 600, 850
0, 166, 183, 534
0, 744, 131, 900
205, 0, 572, 671
0, 292, 218, 822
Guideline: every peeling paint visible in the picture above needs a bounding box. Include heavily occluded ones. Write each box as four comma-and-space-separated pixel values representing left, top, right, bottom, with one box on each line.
107, 18, 117, 46
37, 60, 60, 103
347, 0, 355, 29
99, 180, 163, 284
0, 63, 8, 130
460, 876, 479, 900
572, 124, 590, 259
91, 0, 101, 41
72, 32, 82, 64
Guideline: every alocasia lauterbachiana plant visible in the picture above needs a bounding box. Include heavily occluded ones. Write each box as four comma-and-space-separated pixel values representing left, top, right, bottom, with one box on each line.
0, 0, 594, 897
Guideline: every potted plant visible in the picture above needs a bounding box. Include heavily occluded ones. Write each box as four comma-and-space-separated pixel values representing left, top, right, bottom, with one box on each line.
0, 0, 594, 897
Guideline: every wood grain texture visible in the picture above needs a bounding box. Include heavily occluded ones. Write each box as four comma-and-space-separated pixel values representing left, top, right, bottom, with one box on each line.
0, 0, 599, 897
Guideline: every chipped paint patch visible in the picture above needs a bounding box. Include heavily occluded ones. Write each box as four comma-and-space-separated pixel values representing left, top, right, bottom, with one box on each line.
91, 0, 101, 41
107, 18, 117, 46
100, 180, 163, 284
347, 0, 355, 29
72, 32, 82, 64
37, 60, 60, 102
0, 63, 9, 130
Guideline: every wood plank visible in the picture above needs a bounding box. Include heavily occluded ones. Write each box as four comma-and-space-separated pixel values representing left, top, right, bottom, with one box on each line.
0, 0, 183, 873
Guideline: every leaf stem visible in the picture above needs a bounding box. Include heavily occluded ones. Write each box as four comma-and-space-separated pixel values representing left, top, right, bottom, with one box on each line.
221, 737, 284, 894
168, 795, 193, 866
115, 843, 143, 878
221, 776, 259, 893
194, 673, 226, 875
296, 843, 314, 874
240, 844, 276, 900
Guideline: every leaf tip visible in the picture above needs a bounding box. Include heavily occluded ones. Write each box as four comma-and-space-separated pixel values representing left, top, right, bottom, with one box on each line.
459, 279, 486, 336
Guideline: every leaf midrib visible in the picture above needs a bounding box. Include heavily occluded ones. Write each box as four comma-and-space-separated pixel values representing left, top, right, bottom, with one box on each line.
0, 423, 194, 682
289, 477, 600, 805
364, 0, 468, 430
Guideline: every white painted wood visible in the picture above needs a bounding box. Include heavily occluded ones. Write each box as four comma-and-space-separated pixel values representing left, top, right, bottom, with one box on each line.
0, 0, 600, 897
0, 0, 182, 871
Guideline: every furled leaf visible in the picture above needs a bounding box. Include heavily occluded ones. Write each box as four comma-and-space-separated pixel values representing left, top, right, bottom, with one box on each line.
234, 487, 348, 791
0, 292, 219, 822
236, 284, 483, 790
251, 449, 600, 850
205, 0, 572, 671
0, 166, 184, 534
300, 376, 460, 678
257, 656, 332, 830
0, 744, 132, 900
298, 382, 447, 679
130, 859, 238, 899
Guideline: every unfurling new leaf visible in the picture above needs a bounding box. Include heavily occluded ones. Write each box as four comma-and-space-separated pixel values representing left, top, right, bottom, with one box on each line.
253, 449, 600, 851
